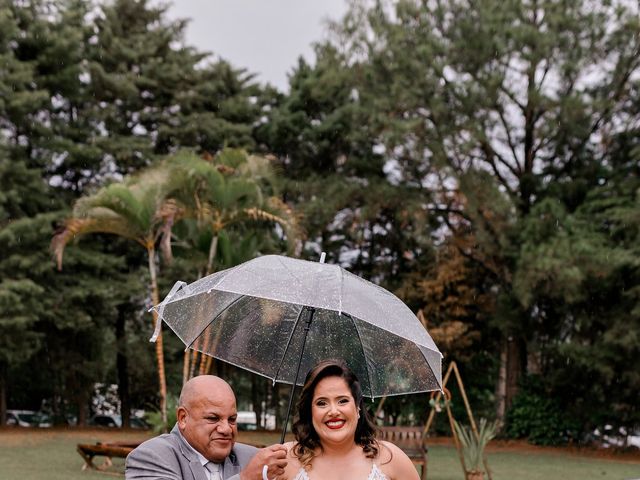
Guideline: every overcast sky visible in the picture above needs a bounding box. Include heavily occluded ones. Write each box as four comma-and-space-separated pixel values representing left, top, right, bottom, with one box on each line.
165, 0, 350, 91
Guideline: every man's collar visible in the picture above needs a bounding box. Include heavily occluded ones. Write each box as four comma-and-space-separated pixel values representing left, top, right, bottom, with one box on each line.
173, 424, 238, 466
176, 428, 209, 467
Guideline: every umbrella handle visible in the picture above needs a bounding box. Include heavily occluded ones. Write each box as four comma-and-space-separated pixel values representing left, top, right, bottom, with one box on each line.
262, 465, 269, 480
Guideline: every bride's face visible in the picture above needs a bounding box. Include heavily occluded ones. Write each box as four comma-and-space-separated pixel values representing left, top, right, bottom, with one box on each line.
311, 376, 359, 445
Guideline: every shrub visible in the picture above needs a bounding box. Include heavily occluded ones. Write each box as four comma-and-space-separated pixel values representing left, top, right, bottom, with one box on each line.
506, 380, 579, 445
145, 395, 178, 433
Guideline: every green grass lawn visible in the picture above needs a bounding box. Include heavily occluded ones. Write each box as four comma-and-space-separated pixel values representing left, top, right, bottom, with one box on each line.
0, 428, 638, 480
425, 446, 640, 480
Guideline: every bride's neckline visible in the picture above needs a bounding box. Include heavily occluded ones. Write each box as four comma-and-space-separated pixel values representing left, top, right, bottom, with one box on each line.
295, 463, 387, 480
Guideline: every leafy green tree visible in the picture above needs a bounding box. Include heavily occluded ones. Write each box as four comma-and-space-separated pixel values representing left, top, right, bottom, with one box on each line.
56, 0, 271, 181
0, 0, 83, 423
50, 148, 300, 425
0, 0, 281, 426
161, 149, 300, 382
0, 0, 175, 426
0, 209, 127, 424
328, 0, 640, 421
513, 139, 640, 435
167, 149, 300, 276
260, 45, 436, 290
51, 162, 183, 424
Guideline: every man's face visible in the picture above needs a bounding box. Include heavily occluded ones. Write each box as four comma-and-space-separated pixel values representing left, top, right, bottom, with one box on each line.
178, 386, 238, 462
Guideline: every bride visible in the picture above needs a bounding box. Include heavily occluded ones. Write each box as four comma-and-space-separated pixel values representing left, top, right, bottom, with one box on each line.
278, 359, 419, 480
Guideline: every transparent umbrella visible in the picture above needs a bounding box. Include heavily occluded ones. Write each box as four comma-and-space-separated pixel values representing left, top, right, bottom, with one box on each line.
151, 254, 442, 442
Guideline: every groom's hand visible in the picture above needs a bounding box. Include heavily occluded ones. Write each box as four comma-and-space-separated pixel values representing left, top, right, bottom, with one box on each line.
240, 444, 288, 480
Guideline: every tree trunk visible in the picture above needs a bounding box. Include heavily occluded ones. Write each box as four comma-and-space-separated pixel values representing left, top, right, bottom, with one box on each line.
263, 379, 271, 429
496, 335, 523, 424
202, 355, 214, 375
0, 361, 7, 427
206, 234, 219, 275
496, 337, 508, 424
506, 338, 524, 408
273, 384, 283, 430
77, 391, 89, 426
148, 244, 167, 426
182, 350, 190, 385
116, 304, 131, 428
251, 375, 263, 430
159, 212, 175, 265
181, 232, 218, 381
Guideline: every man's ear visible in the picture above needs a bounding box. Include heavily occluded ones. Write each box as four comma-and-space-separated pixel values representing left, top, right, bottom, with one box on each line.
177, 406, 187, 428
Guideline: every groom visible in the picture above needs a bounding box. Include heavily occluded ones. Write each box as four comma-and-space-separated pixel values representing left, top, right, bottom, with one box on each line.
126, 375, 287, 480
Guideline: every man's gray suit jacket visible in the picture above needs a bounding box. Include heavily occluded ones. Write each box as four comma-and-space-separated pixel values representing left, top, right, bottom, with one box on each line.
125, 424, 258, 480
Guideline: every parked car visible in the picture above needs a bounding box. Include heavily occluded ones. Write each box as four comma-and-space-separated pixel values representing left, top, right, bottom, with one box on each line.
35, 412, 52, 427
235, 411, 276, 430
590, 425, 640, 448
236, 411, 257, 431
89, 414, 150, 429
5, 410, 51, 427
6, 410, 37, 427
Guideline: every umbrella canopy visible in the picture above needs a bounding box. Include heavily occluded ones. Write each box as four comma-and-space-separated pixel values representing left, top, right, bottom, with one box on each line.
152, 254, 442, 399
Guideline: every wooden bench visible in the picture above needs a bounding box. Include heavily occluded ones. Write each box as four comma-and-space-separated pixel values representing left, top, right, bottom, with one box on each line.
379, 426, 428, 480
77, 441, 140, 472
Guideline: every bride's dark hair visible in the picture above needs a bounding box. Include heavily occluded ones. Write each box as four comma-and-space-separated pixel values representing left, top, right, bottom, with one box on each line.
292, 359, 379, 467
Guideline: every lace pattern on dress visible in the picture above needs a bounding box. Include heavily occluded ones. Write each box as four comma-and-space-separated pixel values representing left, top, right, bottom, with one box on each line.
293, 464, 388, 480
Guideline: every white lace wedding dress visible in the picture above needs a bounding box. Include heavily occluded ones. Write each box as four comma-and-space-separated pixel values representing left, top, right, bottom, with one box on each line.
293, 464, 389, 480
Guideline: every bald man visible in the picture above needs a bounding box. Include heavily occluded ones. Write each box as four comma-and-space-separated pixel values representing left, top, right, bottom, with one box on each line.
126, 375, 287, 480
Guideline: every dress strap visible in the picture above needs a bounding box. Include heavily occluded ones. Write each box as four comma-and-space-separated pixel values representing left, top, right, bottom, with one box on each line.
293, 467, 309, 480
368, 464, 390, 480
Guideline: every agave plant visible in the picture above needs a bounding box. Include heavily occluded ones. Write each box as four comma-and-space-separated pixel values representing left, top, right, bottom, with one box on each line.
452, 417, 497, 478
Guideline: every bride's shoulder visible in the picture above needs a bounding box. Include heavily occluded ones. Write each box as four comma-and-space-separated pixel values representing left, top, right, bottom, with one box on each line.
375, 440, 420, 479
282, 441, 296, 450
282, 442, 299, 458
282, 442, 303, 472
376, 440, 400, 461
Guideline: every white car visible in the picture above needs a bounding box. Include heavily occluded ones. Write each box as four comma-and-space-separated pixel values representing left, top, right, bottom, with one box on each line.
89, 414, 150, 429
236, 411, 257, 431
236, 411, 276, 430
592, 425, 640, 448
6, 410, 51, 427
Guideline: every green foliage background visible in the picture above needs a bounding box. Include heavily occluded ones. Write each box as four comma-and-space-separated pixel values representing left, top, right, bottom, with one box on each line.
0, 0, 638, 445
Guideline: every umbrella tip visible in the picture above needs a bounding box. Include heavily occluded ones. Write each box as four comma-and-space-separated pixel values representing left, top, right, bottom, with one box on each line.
319, 252, 326, 264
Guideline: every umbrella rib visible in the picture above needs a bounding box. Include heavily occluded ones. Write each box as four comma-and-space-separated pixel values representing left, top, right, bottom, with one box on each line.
417, 346, 443, 392
272, 306, 307, 384
343, 313, 374, 398
185, 294, 247, 350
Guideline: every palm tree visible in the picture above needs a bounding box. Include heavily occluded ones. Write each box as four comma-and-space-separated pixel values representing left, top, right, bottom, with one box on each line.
52, 150, 301, 416
166, 149, 301, 380
51, 165, 181, 425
